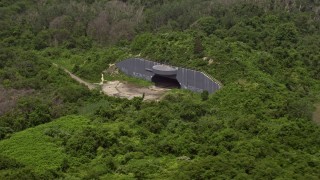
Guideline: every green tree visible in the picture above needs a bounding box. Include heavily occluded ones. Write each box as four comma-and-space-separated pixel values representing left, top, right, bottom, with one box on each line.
201, 90, 209, 101
274, 23, 298, 46
194, 36, 204, 57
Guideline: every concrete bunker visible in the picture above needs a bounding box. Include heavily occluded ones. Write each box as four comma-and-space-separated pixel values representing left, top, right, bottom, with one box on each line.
116, 58, 221, 93
151, 65, 181, 88
151, 75, 181, 89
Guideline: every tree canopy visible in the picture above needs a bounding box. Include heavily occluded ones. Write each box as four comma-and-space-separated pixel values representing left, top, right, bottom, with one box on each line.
0, 0, 320, 179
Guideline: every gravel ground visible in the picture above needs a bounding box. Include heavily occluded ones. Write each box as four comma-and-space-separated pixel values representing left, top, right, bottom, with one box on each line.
102, 81, 168, 100
56, 63, 169, 101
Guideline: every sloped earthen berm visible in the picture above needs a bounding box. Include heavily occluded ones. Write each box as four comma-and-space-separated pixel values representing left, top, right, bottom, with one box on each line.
116, 58, 222, 94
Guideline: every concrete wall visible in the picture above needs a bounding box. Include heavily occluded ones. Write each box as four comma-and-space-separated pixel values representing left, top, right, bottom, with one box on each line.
116, 58, 221, 93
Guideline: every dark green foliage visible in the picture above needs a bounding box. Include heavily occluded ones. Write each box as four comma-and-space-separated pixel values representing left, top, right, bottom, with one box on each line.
60, 158, 69, 172
275, 23, 299, 45
56, 84, 90, 103
0, 98, 50, 133
0, 127, 13, 140
130, 33, 153, 53
65, 127, 117, 158
0, 155, 24, 170
0, 156, 42, 180
1, 0, 320, 179
194, 17, 217, 35
201, 90, 209, 101
0, 168, 40, 180
194, 36, 204, 57
0, 47, 94, 138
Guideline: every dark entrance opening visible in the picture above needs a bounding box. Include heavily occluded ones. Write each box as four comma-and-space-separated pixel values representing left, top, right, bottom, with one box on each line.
151, 75, 181, 89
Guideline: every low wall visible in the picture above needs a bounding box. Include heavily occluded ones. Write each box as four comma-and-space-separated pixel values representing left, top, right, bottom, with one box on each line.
116, 58, 221, 93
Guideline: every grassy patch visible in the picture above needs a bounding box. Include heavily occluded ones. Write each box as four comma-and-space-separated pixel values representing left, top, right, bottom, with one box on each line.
78, 99, 112, 115
0, 115, 89, 173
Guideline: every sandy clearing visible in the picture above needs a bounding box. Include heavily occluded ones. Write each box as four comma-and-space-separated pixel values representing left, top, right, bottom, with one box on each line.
102, 81, 169, 101
54, 63, 168, 101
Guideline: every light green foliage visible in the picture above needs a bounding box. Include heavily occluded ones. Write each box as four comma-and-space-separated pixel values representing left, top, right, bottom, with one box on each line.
0, 116, 89, 173
193, 17, 217, 35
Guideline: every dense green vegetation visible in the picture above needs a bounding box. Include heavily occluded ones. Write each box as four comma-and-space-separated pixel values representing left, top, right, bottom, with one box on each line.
1, 0, 320, 179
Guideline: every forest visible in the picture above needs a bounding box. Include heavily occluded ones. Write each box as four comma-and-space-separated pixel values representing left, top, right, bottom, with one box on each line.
0, 0, 320, 179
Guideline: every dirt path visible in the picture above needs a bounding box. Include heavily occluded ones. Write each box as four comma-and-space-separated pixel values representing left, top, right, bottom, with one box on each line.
312, 104, 320, 125
64, 69, 97, 90
53, 63, 167, 100
53, 63, 96, 90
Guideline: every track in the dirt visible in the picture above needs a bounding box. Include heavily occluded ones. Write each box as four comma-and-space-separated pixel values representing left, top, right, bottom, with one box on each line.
54, 63, 169, 101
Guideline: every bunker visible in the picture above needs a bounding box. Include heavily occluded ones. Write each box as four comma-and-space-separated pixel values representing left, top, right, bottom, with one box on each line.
116, 58, 222, 93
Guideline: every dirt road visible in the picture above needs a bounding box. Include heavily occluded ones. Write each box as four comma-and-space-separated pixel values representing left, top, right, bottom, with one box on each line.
53, 63, 96, 90
54, 63, 167, 100
64, 69, 97, 90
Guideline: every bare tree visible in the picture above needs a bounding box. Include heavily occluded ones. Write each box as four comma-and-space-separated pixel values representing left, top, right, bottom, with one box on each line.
49, 15, 73, 30
86, 0, 145, 44
87, 11, 111, 44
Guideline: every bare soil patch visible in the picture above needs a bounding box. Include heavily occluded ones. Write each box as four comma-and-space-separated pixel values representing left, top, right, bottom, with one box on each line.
55, 64, 169, 101
102, 81, 169, 101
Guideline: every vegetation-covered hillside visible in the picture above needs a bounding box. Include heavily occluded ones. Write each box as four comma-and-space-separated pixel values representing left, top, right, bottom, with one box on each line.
1, 0, 320, 179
